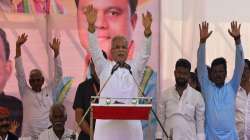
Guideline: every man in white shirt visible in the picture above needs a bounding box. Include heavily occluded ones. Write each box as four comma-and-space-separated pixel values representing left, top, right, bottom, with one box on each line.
75, 1, 158, 138
38, 104, 77, 140
156, 58, 205, 140
15, 33, 63, 139
84, 5, 152, 140
236, 59, 250, 140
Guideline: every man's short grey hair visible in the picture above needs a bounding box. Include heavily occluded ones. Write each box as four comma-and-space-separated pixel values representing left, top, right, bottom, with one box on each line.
111, 36, 128, 48
49, 103, 67, 119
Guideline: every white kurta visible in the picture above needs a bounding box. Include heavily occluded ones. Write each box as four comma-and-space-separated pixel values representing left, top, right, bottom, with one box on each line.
38, 128, 78, 140
156, 85, 205, 140
19, 137, 31, 140
15, 56, 62, 139
87, 32, 152, 140
236, 86, 250, 140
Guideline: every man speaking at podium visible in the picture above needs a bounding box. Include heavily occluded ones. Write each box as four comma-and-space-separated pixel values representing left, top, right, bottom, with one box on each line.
84, 4, 152, 140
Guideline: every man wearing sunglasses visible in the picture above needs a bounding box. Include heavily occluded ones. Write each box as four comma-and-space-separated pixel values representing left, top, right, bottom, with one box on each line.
15, 33, 63, 140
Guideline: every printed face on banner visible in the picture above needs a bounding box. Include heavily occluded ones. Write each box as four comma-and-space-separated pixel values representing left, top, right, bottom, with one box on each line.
77, 0, 137, 59
0, 37, 11, 92
0, 0, 159, 138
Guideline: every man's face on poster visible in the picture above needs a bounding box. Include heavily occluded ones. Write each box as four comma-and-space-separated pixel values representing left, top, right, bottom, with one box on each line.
77, 0, 137, 59
0, 37, 11, 92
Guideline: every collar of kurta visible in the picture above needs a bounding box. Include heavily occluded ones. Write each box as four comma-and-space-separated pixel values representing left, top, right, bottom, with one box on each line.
175, 84, 191, 98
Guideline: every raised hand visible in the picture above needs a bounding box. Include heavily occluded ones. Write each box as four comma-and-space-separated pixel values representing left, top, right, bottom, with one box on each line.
142, 11, 152, 30
9, 120, 20, 135
16, 33, 28, 47
228, 21, 241, 39
199, 21, 213, 43
84, 5, 97, 33
15, 33, 28, 57
49, 38, 60, 57
142, 11, 152, 37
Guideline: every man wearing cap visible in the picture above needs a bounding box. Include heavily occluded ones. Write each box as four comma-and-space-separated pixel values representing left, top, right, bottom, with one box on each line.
0, 28, 23, 137
0, 106, 18, 140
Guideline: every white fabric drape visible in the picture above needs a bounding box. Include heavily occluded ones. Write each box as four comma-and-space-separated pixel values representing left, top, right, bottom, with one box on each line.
160, 0, 250, 91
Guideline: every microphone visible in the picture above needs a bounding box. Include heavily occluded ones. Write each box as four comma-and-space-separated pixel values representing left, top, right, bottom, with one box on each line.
77, 61, 121, 138
70, 133, 76, 140
121, 62, 132, 74
111, 62, 121, 75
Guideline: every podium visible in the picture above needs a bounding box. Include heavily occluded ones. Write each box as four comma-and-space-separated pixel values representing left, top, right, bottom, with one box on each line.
89, 97, 152, 140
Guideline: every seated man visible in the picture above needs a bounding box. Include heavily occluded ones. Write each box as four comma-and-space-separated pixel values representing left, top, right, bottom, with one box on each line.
38, 104, 77, 140
15, 33, 63, 139
0, 106, 18, 140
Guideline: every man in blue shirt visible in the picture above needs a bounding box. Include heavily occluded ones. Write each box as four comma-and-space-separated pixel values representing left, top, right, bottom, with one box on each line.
197, 21, 245, 140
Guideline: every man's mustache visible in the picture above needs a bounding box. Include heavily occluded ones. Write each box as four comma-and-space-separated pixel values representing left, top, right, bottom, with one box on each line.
214, 76, 223, 80
0, 124, 10, 129
53, 121, 64, 126
176, 78, 186, 81
176, 78, 187, 85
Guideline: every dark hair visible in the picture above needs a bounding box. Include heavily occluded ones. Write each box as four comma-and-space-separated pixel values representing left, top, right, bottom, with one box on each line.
175, 58, 191, 71
190, 72, 198, 82
75, 0, 138, 14
245, 59, 250, 69
211, 57, 227, 71
190, 72, 201, 92
0, 28, 10, 60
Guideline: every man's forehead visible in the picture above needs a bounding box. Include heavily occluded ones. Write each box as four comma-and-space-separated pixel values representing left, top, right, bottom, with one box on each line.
175, 66, 189, 72
112, 39, 127, 47
30, 70, 42, 77
79, 0, 130, 10
114, 39, 126, 43
212, 64, 225, 69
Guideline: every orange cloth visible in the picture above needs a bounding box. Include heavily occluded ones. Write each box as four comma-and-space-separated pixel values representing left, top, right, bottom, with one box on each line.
0, 106, 10, 116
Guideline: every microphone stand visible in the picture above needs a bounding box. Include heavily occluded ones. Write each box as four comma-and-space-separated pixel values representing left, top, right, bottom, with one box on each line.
75, 62, 120, 139
77, 74, 113, 126
127, 66, 171, 139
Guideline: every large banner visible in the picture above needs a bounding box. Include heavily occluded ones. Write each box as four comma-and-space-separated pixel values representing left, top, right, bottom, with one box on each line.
0, 0, 159, 139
